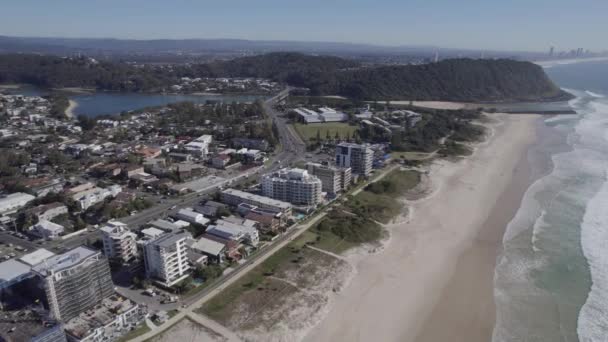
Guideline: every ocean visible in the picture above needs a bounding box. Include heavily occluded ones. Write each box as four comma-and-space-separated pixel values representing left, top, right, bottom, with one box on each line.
493, 61, 608, 342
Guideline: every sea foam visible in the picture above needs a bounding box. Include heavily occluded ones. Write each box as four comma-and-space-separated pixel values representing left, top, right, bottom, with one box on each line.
578, 98, 608, 342
585, 90, 605, 98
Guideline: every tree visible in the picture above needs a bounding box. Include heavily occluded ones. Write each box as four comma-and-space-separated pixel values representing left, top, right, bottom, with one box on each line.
77, 114, 97, 131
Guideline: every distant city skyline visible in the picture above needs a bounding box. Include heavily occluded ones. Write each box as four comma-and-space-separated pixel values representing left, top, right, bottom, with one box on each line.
1, 0, 607, 52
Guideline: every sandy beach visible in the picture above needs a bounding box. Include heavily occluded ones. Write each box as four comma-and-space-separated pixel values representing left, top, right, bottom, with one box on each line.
64, 99, 78, 118
303, 113, 540, 342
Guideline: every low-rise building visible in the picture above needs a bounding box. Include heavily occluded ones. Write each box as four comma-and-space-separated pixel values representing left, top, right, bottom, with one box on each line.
30, 220, 64, 239
0, 192, 36, 216
22, 177, 64, 197
71, 185, 122, 210
0, 320, 66, 342
148, 219, 180, 232
197, 200, 228, 218
211, 154, 231, 169
206, 217, 259, 246
64, 295, 145, 342
184, 134, 212, 157
26, 202, 68, 222
244, 210, 281, 233
187, 236, 227, 264
174, 208, 210, 226
221, 188, 292, 216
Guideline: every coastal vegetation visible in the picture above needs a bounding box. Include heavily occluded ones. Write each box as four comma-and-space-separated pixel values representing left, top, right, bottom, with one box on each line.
198, 242, 349, 334
46, 93, 70, 119
0, 52, 570, 102
198, 169, 419, 336
293, 122, 358, 146
386, 109, 485, 152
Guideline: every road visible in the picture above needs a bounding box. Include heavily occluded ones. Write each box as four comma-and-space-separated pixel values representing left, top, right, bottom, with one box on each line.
1, 88, 303, 256
262, 88, 306, 167
129, 164, 400, 342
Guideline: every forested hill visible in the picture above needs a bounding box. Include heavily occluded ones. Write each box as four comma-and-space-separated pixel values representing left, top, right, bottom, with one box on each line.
0, 52, 570, 102
331, 59, 570, 102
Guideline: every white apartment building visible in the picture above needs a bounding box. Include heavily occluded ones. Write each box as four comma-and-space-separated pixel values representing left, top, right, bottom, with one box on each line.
335, 142, 374, 177
27, 202, 68, 222
306, 162, 352, 195
0, 192, 36, 216
174, 208, 210, 226
30, 220, 65, 239
184, 134, 213, 158
143, 231, 192, 287
71, 185, 122, 210
31, 247, 114, 322
261, 168, 322, 206
100, 221, 138, 264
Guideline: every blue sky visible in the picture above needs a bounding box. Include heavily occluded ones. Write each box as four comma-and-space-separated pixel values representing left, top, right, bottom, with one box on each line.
1, 0, 606, 52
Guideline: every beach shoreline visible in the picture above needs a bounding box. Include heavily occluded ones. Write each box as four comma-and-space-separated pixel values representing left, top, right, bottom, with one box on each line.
65, 99, 78, 118
303, 113, 541, 342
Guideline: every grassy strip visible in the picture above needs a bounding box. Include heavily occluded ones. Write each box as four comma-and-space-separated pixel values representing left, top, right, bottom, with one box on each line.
197, 241, 299, 319
305, 169, 420, 254
198, 169, 420, 322
117, 323, 151, 342
293, 122, 358, 144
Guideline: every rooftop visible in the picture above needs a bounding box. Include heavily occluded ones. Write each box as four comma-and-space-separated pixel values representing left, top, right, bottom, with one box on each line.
188, 236, 226, 256
151, 231, 191, 248
32, 246, 98, 276
222, 188, 292, 210
18, 248, 55, 266
149, 219, 180, 232
170, 175, 226, 193
64, 295, 138, 339
141, 227, 165, 238
0, 259, 32, 288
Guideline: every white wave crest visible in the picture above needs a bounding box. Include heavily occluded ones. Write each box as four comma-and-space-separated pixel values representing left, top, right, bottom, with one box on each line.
531, 210, 548, 253
585, 90, 605, 98
578, 170, 608, 341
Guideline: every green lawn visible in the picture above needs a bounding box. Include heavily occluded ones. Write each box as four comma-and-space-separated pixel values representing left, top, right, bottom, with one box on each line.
345, 169, 420, 224
198, 244, 345, 328
297, 228, 360, 255
197, 242, 298, 319
117, 323, 150, 342
293, 123, 358, 144
390, 151, 435, 161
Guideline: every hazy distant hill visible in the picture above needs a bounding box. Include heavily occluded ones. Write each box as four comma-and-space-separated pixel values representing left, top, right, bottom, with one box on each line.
0, 52, 570, 102
0, 36, 439, 56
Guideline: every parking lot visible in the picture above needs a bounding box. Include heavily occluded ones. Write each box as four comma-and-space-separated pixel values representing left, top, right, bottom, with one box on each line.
0, 236, 31, 261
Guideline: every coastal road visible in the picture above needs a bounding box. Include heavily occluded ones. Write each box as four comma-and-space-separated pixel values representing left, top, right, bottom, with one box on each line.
0, 88, 303, 263
129, 164, 400, 342
35, 88, 301, 253
262, 88, 306, 166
